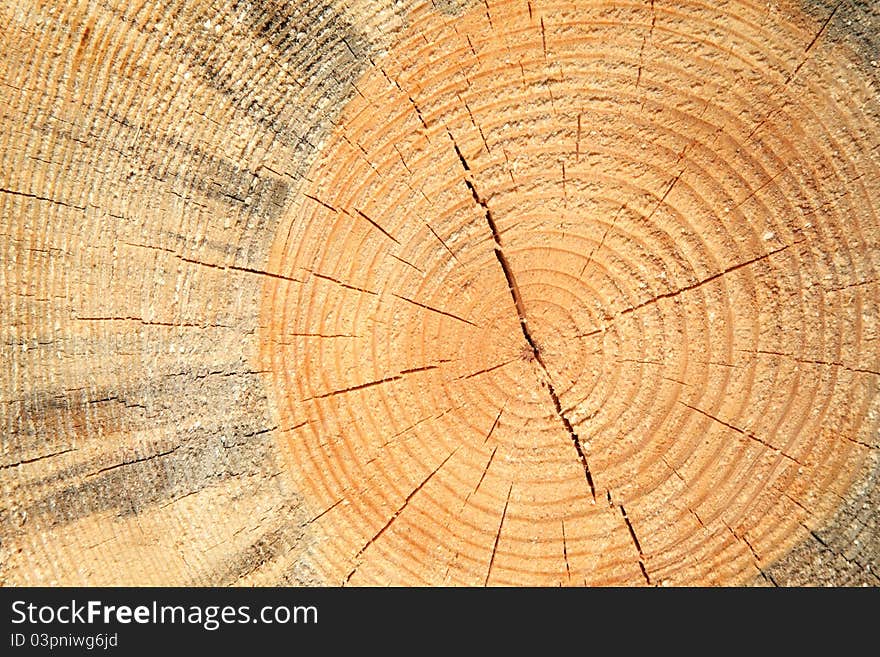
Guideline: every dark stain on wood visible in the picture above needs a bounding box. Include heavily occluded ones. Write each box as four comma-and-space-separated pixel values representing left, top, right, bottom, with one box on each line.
758, 452, 880, 586
799, 0, 880, 82
2, 368, 287, 534
181, 0, 372, 152
199, 514, 318, 585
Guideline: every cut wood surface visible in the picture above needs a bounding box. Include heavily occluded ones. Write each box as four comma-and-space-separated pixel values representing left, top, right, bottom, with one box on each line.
2, 0, 879, 586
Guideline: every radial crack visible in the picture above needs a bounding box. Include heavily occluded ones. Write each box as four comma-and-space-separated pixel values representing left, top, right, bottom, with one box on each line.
461, 445, 499, 512
785, 0, 843, 84
345, 448, 459, 584
302, 498, 344, 528
86, 446, 180, 478
450, 134, 596, 501
392, 293, 479, 327
458, 358, 516, 380
620, 241, 799, 316
562, 519, 572, 583
0, 447, 76, 470
485, 484, 512, 586
680, 401, 802, 463
483, 403, 505, 443
619, 504, 652, 585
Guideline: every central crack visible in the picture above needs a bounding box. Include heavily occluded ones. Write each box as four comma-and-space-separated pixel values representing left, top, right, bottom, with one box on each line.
452, 138, 596, 502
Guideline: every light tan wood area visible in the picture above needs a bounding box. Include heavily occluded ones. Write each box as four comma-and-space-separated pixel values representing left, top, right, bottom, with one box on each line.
2, 0, 879, 586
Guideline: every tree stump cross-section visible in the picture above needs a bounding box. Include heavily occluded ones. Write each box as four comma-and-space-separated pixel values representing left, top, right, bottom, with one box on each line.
2, 0, 879, 586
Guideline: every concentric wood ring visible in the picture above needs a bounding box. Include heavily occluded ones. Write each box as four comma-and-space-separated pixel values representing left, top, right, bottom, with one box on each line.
261, 0, 880, 585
